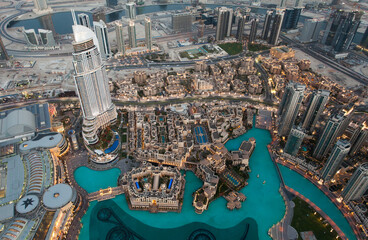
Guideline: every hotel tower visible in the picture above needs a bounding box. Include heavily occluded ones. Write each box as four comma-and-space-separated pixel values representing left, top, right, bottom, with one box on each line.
71, 11, 117, 145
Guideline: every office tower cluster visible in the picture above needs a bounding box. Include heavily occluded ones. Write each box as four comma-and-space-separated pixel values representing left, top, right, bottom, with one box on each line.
71, 13, 117, 145
320, 140, 350, 181
281, 8, 301, 30
23, 28, 57, 50
302, 90, 330, 133
216, 7, 233, 41
321, 10, 362, 53
299, 18, 326, 43
262, 9, 285, 45
277, 82, 305, 136
94, 20, 112, 59
172, 13, 193, 33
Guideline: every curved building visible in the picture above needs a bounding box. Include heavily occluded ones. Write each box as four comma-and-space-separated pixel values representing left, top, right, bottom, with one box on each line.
42, 184, 76, 210
71, 19, 117, 145
19, 132, 69, 157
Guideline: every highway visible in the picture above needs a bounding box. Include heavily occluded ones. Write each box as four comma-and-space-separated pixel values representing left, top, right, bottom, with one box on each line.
280, 35, 368, 85
0, 1, 28, 44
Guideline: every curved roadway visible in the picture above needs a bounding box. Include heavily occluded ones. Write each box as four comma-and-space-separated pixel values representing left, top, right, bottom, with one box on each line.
0, 1, 28, 44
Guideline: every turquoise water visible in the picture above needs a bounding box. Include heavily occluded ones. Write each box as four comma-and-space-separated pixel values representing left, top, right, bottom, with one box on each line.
279, 164, 357, 240
75, 125, 357, 240
77, 126, 285, 240
73, 167, 121, 193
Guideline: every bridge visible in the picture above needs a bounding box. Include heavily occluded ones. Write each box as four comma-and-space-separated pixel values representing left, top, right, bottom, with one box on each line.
87, 186, 124, 202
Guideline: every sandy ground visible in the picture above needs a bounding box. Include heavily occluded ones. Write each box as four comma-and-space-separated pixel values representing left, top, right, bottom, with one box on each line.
294, 49, 363, 89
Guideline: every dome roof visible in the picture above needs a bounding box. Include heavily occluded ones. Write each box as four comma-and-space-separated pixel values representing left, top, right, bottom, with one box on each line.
43, 184, 74, 209
16, 195, 39, 214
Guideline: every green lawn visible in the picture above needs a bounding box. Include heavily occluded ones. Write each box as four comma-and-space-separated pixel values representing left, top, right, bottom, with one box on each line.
291, 197, 340, 240
247, 43, 270, 52
218, 43, 243, 55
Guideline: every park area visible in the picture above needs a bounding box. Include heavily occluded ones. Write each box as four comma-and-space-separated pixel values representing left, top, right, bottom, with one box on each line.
218, 43, 243, 55
291, 197, 340, 240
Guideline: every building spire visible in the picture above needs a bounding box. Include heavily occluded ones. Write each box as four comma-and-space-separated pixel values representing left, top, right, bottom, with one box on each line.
71, 9, 77, 25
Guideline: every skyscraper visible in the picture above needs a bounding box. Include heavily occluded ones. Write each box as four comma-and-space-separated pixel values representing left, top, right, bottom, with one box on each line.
299, 19, 326, 43
249, 19, 258, 43
106, 0, 118, 8
321, 10, 361, 53
33, 0, 51, 13
284, 126, 305, 156
23, 29, 39, 47
282, 8, 302, 30
313, 113, 345, 159
128, 20, 137, 48
268, 9, 284, 45
261, 10, 273, 41
216, 7, 233, 41
342, 163, 368, 202
349, 123, 368, 156
115, 21, 125, 55
301, 89, 329, 133
172, 13, 192, 33
236, 15, 246, 42
360, 26, 368, 49
145, 17, 152, 50
71, 18, 117, 145
320, 139, 350, 181
295, 0, 303, 7
0, 36, 9, 61
278, 82, 305, 136
280, 0, 287, 7
93, 20, 111, 59
78, 13, 91, 29
38, 29, 56, 48
126, 2, 136, 20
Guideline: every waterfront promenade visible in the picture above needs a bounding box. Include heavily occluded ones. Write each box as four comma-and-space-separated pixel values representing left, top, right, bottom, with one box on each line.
277, 158, 364, 240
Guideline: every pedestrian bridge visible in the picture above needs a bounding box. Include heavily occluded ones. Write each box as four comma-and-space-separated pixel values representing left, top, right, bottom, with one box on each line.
87, 186, 124, 202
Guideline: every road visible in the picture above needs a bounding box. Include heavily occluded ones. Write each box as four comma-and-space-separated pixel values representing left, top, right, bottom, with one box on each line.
280, 35, 368, 85
0, 1, 28, 44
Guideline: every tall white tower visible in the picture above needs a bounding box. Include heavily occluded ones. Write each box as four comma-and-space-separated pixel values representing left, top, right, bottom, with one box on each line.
78, 13, 92, 29
145, 17, 152, 50
128, 20, 137, 48
126, 3, 137, 19
93, 20, 111, 59
115, 20, 126, 55
71, 15, 117, 145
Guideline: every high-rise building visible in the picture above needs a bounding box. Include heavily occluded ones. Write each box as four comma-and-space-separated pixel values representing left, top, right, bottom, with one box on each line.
284, 126, 305, 156
280, 0, 287, 8
342, 163, 368, 202
33, 0, 51, 14
126, 3, 136, 20
216, 7, 233, 41
106, 0, 118, 8
93, 20, 111, 59
295, 0, 303, 7
282, 8, 302, 30
172, 13, 192, 33
115, 21, 125, 55
249, 19, 258, 43
349, 123, 368, 156
301, 89, 329, 133
321, 10, 361, 53
78, 13, 92, 29
71, 20, 117, 145
278, 82, 305, 136
128, 20, 137, 48
320, 139, 350, 181
23, 29, 39, 47
299, 18, 326, 43
145, 17, 152, 50
360, 26, 368, 49
0, 36, 9, 61
92, 8, 106, 22
261, 10, 273, 40
236, 15, 246, 42
268, 9, 284, 45
40, 14, 56, 37
313, 113, 345, 159
38, 29, 56, 48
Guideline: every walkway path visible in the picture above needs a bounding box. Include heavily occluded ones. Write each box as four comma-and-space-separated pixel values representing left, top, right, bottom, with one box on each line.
277, 158, 364, 240
286, 186, 347, 240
